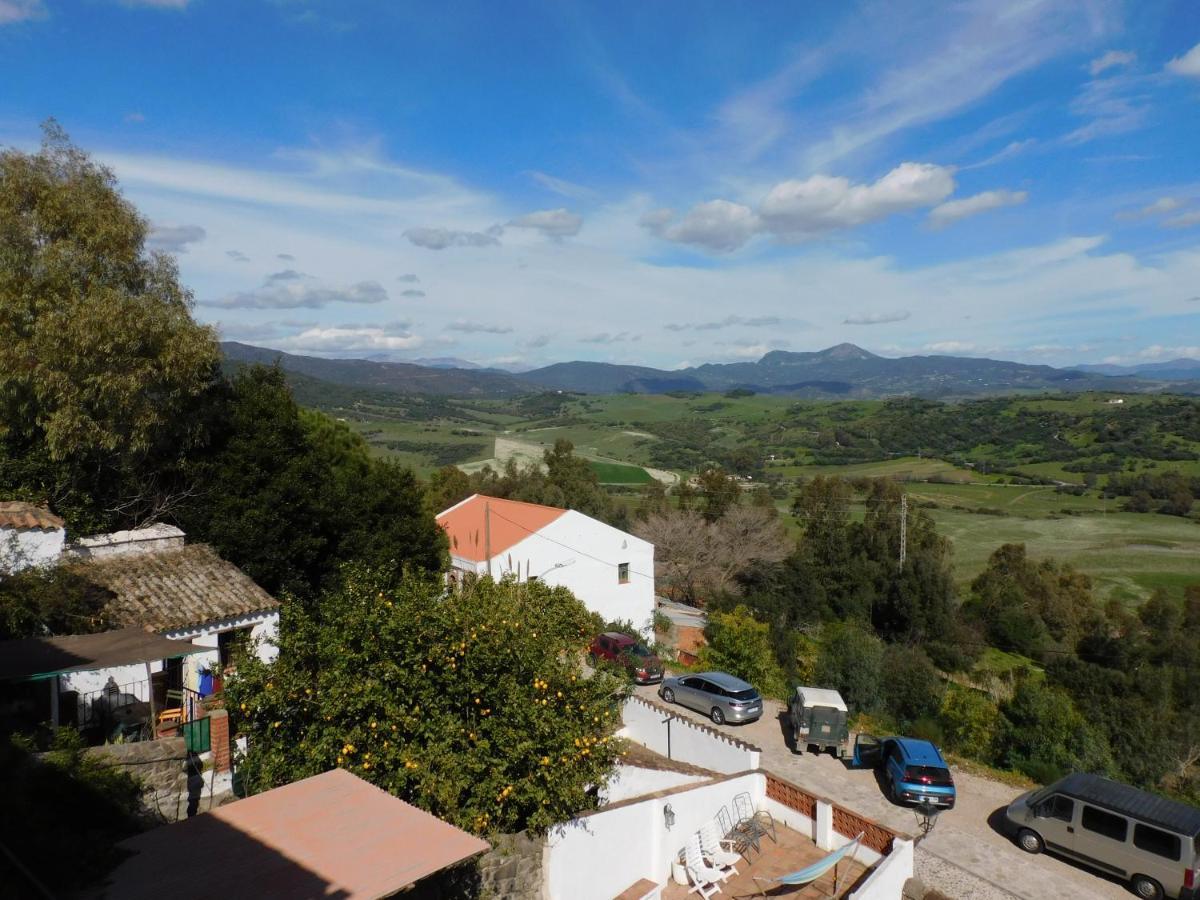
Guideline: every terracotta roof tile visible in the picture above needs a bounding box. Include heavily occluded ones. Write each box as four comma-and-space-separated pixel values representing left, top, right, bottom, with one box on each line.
436, 494, 567, 563
72, 544, 279, 633
0, 501, 64, 530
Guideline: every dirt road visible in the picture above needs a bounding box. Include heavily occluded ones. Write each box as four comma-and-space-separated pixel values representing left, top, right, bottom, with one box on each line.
635, 684, 1132, 900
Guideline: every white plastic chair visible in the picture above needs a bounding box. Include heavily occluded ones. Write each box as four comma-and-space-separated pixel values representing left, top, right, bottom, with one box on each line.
685, 833, 730, 898
699, 819, 743, 871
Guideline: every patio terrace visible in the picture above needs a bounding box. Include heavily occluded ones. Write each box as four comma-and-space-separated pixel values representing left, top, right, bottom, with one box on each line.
661, 824, 870, 900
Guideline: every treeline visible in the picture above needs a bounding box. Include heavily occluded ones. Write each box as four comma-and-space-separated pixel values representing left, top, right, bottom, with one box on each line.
1104, 471, 1199, 516
702, 476, 1200, 804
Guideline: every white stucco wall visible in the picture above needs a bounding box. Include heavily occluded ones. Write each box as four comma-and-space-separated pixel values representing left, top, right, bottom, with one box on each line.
850, 838, 913, 899
619, 696, 761, 774
599, 764, 708, 806
545, 772, 764, 900
459, 510, 655, 637
0, 526, 66, 573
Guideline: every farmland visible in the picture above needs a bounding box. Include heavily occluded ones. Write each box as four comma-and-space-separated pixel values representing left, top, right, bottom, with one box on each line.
302, 384, 1200, 604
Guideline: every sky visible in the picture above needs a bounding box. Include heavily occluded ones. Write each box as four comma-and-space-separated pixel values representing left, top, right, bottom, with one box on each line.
3, 0, 1200, 371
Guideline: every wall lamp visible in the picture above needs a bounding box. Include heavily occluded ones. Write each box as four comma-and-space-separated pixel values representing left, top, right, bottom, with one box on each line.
663, 803, 676, 830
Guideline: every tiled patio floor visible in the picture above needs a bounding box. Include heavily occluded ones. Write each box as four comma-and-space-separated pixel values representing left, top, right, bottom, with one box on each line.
661, 825, 870, 900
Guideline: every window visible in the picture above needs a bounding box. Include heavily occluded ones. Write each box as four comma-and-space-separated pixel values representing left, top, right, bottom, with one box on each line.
1081, 806, 1128, 842
681, 677, 702, 688
1133, 824, 1181, 861
1034, 795, 1074, 823
618, 562, 630, 584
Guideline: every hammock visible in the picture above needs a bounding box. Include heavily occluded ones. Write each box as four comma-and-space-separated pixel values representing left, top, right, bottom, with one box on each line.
752, 832, 864, 897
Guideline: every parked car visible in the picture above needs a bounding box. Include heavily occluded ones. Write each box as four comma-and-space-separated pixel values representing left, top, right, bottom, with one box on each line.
1004, 772, 1200, 900
787, 686, 849, 757
588, 632, 664, 684
853, 734, 956, 809
658, 671, 762, 725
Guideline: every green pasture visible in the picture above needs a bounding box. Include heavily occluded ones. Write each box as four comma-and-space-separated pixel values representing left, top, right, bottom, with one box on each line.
589, 461, 654, 484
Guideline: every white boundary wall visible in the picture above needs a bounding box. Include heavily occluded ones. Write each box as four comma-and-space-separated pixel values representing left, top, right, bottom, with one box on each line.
851, 838, 914, 900
545, 772, 763, 900
619, 695, 760, 774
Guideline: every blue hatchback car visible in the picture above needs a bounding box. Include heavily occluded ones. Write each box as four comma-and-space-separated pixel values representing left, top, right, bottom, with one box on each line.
853, 734, 957, 809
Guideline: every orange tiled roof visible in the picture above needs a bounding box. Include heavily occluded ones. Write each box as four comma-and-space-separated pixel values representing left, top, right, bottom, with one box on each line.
436, 494, 567, 563
0, 501, 64, 530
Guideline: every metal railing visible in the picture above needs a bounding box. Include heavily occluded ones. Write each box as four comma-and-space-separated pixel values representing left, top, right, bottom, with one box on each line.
67, 680, 207, 744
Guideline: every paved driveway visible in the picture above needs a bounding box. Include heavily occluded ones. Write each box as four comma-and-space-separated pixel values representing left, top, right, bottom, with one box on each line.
635, 684, 1133, 900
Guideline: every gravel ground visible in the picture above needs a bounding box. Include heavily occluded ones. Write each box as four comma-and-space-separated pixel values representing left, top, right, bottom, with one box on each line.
635, 684, 1133, 900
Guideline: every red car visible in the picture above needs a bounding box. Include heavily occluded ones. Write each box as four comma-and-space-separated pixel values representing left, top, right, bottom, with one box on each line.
589, 632, 664, 684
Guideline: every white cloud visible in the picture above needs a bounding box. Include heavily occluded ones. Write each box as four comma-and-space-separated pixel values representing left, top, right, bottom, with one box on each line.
275, 325, 423, 353
638, 208, 674, 235
1162, 211, 1200, 229
204, 279, 388, 309
147, 223, 206, 253
844, 310, 911, 325
445, 320, 513, 334
928, 189, 1028, 228
405, 227, 501, 250
1138, 344, 1200, 360
1089, 50, 1135, 76
1063, 73, 1151, 145
0, 0, 43, 23
526, 171, 596, 200
925, 341, 976, 354
656, 199, 760, 253
1115, 196, 1184, 221
760, 163, 956, 238
397, 273, 420, 283
1166, 41, 1200, 77
580, 331, 637, 344
401, 288, 426, 298
507, 208, 583, 238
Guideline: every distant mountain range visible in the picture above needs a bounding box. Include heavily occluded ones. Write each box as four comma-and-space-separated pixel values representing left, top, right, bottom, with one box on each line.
220, 341, 1200, 400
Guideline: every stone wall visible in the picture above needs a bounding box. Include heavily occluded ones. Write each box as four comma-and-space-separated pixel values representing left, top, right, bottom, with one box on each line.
87, 736, 190, 822
477, 830, 545, 900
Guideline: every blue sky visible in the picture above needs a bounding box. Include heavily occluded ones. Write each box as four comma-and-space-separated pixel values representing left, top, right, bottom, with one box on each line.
3, 0, 1199, 369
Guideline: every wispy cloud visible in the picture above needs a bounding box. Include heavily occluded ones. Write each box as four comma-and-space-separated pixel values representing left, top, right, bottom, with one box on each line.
928, 189, 1028, 228
401, 289, 426, 298
405, 227, 501, 250
445, 320, 513, 334
844, 310, 911, 325
274, 324, 423, 353
123, 111, 146, 124
580, 331, 637, 344
204, 279, 388, 309
507, 207, 583, 238
1115, 196, 1184, 221
225, 249, 250, 263
1089, 49, 1135, 76
0, 0, 43, 23
526, 171, 596, 200
1163, 210, 1200, 230
666, 315, 785, 332
397, 273, 420, 283
147, 223, 206, 253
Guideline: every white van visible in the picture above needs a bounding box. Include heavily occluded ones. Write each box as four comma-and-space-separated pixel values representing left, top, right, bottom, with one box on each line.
1004, 773, 1200, 899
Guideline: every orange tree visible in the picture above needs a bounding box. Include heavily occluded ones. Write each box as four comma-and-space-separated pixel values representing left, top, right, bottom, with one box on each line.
227, 566, 627, 834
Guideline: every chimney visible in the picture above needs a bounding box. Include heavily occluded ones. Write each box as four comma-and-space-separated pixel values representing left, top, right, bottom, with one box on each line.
0, 502, 67, 574
68, 523, 186, 561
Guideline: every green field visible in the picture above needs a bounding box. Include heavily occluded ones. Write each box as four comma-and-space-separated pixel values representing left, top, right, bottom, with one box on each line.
589, 460, 653, 484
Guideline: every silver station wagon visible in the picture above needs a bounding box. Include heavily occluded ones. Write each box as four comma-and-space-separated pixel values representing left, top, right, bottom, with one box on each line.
658, 671, 762, 725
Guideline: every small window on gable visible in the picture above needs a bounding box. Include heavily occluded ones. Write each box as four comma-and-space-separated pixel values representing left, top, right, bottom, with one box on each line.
618, 562, 630, 584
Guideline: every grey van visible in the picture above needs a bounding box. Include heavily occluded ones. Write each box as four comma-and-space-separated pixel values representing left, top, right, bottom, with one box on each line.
1004, 773, 1200, 899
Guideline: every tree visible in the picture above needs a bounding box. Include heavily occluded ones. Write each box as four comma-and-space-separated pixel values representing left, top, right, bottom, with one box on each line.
814, 622, 884, 715
0, 122, 220, 531
227, 567, 626, 834
880, 645, 945, 726
699, 605, 787, 698
697, 467, 741, 522
429, 465, 473, 514
996, 680, 1113, 783
0, 566, 112, 640
634, 506, 788, 605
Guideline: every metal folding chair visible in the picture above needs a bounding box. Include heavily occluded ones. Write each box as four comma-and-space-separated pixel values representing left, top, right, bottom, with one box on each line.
734, 791, 777, 845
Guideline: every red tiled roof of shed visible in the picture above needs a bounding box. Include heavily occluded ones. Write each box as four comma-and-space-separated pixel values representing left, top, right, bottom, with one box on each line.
0, 501, 64, 530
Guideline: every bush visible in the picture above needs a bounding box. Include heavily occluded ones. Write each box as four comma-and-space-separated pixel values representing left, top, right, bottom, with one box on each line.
939, 686, 1001, 761
700, 605, 787, 698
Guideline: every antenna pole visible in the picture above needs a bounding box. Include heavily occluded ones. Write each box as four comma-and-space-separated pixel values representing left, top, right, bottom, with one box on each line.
484, 500, 492, 578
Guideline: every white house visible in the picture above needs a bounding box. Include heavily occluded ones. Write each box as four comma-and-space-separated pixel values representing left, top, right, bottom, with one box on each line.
0, 502, 279, 728
437, 494, 656, 637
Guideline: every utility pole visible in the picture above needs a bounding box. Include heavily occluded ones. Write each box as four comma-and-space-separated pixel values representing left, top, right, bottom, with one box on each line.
484, 500, 492, 578
899, 493, 907, 572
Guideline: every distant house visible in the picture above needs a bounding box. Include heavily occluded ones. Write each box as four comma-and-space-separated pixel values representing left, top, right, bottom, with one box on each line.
0, 503, 279, 732
437, 494, 655, 636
